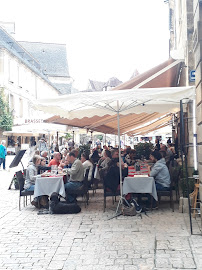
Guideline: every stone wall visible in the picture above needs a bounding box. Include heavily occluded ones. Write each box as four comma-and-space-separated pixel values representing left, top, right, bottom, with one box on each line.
193, 0, 202, 223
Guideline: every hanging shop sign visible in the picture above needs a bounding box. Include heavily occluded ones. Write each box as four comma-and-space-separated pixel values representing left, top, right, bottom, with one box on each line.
189, 70, 195, 82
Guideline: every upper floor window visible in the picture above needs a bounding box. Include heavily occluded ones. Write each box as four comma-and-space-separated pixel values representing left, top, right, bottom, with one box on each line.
19, 98, 23, 118
8, 58, 17, 84
18, 66, 23, 88
9, 94, 14, 112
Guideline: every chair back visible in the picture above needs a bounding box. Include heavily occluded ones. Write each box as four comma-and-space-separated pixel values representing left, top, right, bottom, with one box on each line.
16, 171, 25, 192
92, 164, 96, 179
84, 169, 89, 185
23, 169, 27, 176
82, 169, 89, 192
169, 164, 180, 188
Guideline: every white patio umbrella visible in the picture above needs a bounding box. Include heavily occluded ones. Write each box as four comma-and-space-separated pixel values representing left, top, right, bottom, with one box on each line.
34, 86, 195, 214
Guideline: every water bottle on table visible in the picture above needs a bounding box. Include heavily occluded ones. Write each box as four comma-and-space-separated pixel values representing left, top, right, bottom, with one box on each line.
51, 165, 58, 175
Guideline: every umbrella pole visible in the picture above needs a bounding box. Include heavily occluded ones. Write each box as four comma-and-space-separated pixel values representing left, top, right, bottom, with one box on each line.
116, 101, 123, 214
107, 101, 130, 220
108, 101, 125, 220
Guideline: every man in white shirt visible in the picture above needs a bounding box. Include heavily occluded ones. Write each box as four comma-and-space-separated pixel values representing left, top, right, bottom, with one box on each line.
81, 153, 93, 181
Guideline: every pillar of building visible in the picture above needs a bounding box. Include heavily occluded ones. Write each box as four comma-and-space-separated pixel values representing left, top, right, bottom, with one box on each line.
193, 0, 202, 223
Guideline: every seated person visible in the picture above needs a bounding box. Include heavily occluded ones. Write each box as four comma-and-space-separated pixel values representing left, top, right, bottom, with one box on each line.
148, 150, 170, 189
71, 148, 79, 158
167, 143, 175, 165
104, 149, 128, 193
58, 153, 72, 181
81, 153, 93, 182
90, 149, 100, 164
24, 155, 41, 192
123, 146, 131, 163
37, 157, 51, 174
96, 144, 103, 155
98, 149, 112, 178
41, 151, 48, 163
125, 149, 136, 166
63, 152, 84, 203
48, 152, 61, 167
58, 154, 70, 183
146, 150, 171, 209
24, 155, 41, 207
61, 149, 68, 159
24, 155, 50, 208
58, 154, 67, 169
101, 145, 108, 157
63, 154, 72, 169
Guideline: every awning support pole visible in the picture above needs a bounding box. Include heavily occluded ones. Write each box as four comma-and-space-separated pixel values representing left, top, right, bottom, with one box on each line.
116, 101, 123, 214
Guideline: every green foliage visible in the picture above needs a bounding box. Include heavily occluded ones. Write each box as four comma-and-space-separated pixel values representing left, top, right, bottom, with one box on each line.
0, 88, 13, 131
64, 133, 72, 140
78, 144, 90, 159
179, 167, 195, 198
96, 135, 103, 141
134, 142, 154, 159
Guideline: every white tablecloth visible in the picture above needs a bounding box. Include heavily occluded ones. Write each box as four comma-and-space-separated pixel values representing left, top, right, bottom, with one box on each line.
123, 176, 158, 201
34, 176, 66, 198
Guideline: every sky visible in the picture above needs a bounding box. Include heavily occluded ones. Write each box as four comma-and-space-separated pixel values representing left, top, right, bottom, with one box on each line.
2, 0, 170, 90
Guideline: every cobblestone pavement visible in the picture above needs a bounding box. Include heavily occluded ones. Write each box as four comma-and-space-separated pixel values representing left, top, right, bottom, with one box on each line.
0, 156, 202, 270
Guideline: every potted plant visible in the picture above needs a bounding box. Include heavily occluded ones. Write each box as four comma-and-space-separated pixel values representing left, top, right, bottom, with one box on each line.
179, 167, 195, 198
178, 166, 195, 213
134, 142, 154, 160
78, 144, 90, 159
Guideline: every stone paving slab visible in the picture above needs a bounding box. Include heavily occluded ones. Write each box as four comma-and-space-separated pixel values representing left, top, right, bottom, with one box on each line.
0, 157, 202, 269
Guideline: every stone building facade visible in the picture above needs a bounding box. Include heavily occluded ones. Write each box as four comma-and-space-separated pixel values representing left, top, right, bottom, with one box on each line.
193, 0, 202, 219
170, 0, 202, 223
0, 25, 70, 146
0, 26, 59, 127
168, 0, 195, 171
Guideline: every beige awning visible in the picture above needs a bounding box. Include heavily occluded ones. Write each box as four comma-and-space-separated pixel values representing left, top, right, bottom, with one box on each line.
3, 131, 41, 137
41, 58, 186, 136
86, 112, 165, 134
45, 112, 166, 134
127, 114, 173, 136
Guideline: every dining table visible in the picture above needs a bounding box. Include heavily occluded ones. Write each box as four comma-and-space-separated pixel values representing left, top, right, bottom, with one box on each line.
34, 175, 66, 198
123, 176, 158, 201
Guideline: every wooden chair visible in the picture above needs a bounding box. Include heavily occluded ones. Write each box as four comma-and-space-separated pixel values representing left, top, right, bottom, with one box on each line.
65, 169, 89, 207
16, 170, 34, 210
189, 177, 200, 218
